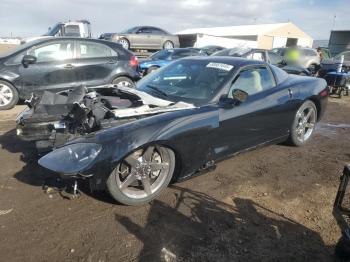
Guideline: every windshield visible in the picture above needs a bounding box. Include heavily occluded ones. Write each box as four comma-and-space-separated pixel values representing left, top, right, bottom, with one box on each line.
150, 50, 172, 60
44, 23, 62, 36
137, 59, 234, 104
213, 47, 251, 57
120, 27, 138, 34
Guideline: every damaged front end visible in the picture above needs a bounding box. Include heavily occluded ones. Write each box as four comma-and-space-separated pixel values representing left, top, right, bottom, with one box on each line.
16, 85, 194, 152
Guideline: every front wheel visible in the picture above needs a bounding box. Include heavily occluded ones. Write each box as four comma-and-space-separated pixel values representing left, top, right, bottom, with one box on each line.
288, 100, 317, 146
112, 76, 134, 88
118, 38, 130, 50
106, 145, 176, 205
0, 81, 19, 110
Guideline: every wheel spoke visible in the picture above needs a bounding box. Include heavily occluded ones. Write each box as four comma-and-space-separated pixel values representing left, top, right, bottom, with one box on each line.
143, 146, 155, 161
305, 109, 313, 121
305, 122, 314, 129
125, 155, 140, 168
119, 170, 137, 190
141, 177, 152, 195
149, 162, 169, 171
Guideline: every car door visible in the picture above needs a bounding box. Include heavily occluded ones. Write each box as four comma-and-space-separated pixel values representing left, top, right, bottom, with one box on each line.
131, 27, 154, 49
149, 28, 165, 49
215, 65, 294, 157
14, 40, 76, 96
72, 41, 120, 86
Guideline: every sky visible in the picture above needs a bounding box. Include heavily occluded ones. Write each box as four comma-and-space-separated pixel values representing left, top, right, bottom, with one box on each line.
0, 0, 349, 40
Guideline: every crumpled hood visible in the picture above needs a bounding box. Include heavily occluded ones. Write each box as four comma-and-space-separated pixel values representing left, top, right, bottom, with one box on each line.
114, 86, 195, 118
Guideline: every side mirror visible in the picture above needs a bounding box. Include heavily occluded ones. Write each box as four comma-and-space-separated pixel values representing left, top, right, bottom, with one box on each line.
219, 89, 248, 108
22, 55, 37, 68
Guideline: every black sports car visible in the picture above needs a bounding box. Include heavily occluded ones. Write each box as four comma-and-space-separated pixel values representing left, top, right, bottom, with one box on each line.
16, 57, 328, 205
0, 37, 140, 110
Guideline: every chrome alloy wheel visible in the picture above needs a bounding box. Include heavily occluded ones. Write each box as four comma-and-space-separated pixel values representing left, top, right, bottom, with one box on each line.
118, 39, 129, 49
0, 83, 14, 106
295, 104, 317, 143
163, 41, 174, 49
114, 146, 174, 199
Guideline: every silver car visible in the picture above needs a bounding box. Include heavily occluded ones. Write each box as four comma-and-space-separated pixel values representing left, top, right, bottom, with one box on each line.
104, 26, 180, 51
272, 47, 321, 73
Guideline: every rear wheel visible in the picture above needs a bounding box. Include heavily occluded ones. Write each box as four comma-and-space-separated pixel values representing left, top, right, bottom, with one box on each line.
106, 145, 176, 205
112, 76, 134, 87
288, 100, 317, 146
0, 81, 18, 110
163, 41, 174, 50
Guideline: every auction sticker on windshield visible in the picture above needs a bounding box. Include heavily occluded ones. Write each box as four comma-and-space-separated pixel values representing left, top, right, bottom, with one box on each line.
206, 62, 234, 71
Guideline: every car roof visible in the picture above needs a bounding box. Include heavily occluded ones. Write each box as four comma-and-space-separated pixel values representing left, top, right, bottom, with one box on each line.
182, 56, 266, 66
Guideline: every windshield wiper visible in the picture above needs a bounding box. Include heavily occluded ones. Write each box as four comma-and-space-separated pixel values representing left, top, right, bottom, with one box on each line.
146, 85, 168, 98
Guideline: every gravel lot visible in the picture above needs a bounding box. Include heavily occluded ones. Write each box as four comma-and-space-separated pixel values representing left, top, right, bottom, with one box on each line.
0, 97, 349, 262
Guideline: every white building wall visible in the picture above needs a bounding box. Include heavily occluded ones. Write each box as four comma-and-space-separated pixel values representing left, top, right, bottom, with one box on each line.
195, 34, 257, 48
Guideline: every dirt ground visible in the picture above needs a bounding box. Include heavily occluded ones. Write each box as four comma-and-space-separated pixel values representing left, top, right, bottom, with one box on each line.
0, 97, 349, 262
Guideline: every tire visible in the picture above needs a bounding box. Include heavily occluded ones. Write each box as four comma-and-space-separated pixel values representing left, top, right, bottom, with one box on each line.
308, 64, 318, 75
335, 236, 350, 262
112, 76, 134, 88
146, 66, 159, 75
288, 100, 317, 146
163, 41, 174, 50
106, 145, 176, 206
0, 80, 19, 110
118, 38, 130, 50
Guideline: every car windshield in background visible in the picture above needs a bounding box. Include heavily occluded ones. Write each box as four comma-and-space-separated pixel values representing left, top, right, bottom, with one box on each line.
44, 23, 62, 36
137, 59, 234, 104
213, 47, 251, 57
150, 50, 172, 60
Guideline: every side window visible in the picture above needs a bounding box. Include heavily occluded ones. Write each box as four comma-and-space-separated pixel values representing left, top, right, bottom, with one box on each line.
77, 42, 117, 58
137, 27, 151, 34
28, 42, 74, 62
63, 25, 80, 37
246, 52, 264, 61
229, 67, 276, 96
151, 28, 165, 35
268, 51, 283, 65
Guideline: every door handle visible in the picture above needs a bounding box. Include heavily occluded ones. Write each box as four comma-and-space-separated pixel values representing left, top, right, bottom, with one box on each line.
64, 64, 74, 69
288, 88, 293, 99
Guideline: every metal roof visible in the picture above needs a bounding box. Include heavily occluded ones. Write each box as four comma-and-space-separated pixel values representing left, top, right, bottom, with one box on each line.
176, 22, 293, 37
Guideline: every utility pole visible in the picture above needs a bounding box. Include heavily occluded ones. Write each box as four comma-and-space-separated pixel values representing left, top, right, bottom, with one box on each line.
332, 14, 336, 30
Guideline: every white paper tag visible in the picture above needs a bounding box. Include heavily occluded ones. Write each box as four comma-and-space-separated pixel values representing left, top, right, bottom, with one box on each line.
206, 62, 234, 71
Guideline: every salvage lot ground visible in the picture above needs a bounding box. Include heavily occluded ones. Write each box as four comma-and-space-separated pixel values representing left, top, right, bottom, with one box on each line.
0, 97, 349, 262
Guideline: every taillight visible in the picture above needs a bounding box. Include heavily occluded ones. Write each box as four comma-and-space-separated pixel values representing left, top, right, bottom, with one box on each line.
319, 89, 329, 97
129, 55, 139, 68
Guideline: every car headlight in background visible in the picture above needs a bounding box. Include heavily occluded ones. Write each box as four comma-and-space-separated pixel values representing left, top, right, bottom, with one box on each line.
38, 143, 102, 174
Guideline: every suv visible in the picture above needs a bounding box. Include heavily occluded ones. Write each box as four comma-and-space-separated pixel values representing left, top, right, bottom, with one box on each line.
272, 47, 320, 73
101, 26, 180, 51
0, 38, 140, 110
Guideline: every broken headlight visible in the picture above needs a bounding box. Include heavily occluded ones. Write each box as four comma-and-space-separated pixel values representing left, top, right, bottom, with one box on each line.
38, 143, 102, 174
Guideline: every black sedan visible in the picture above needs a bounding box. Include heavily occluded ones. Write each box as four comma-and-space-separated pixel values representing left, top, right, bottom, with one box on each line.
0, 37, 140, 110
17, 57, 328, 205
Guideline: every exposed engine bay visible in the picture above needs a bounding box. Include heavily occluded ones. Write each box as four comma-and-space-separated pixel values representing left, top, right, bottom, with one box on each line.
16, 85, 195, 152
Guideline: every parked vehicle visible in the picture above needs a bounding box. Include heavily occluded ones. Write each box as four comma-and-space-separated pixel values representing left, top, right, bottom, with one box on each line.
17, 57, 328, 205
21, 20, 92, 44
318, 51, 350, 78
0, 37, 140, 110
101, 26, 180, 51
199, 45, 225, 55
139, 48, 207, 75
271, 47, 320, 74
213, 47, 311, 76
